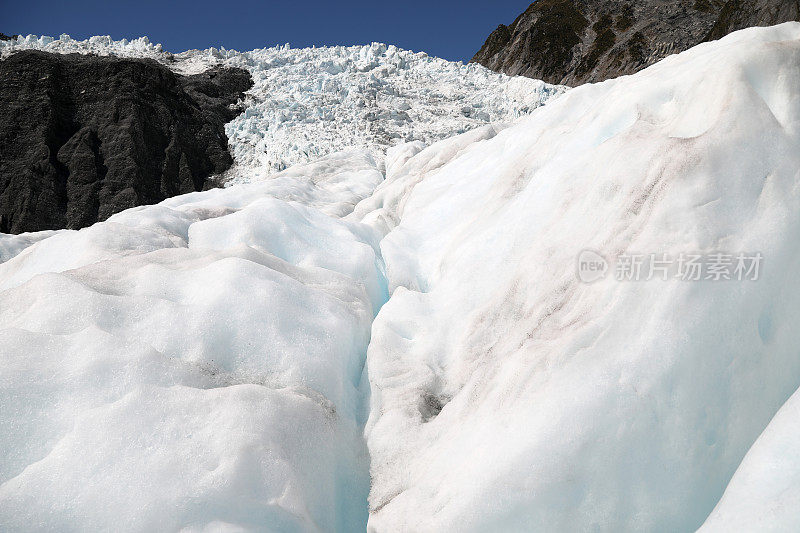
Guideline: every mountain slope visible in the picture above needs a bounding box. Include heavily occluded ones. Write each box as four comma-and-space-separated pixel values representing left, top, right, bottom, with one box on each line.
471, 0, 798, 85
706, 0, 800, 41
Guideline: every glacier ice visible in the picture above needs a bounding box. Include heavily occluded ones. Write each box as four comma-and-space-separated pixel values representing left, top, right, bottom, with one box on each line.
0, 231, 61, 264
0, 34, 566, 184
2, 22, 800, 533
0, 151, 384, 531
700, 386, 800, 531
360, 22, 800, 531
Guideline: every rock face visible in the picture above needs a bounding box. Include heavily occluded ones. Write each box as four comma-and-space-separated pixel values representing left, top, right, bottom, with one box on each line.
0, 50, 251, 234
706, 0, 800, 41
471, 0, 799, 85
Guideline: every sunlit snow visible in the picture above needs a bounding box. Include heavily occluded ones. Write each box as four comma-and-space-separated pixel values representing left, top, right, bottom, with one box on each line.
2, 22, 800, 533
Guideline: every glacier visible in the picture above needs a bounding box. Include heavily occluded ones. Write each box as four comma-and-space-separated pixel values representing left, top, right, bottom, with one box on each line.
2, 22, 800, 533
0, 34, 566, 184
361, 22, 800, 532
0, 151, 385, 531
699, 385, 800, 531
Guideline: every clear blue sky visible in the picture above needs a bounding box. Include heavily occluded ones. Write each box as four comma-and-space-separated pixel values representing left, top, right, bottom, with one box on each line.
1, 0, 531, 63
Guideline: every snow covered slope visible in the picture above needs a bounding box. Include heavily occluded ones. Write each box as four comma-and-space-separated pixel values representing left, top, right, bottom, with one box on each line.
0, 151, 385, 531
2, 22, 800, 533
0, 35, 565, 184
700, 386, 800, 531
358, 22, 800, 531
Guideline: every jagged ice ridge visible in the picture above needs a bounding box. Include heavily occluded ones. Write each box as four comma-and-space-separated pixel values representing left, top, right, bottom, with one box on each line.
0, 34, 566, 184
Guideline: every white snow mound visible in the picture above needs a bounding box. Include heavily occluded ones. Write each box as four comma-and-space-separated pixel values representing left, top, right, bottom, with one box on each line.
0, 151, 385, 532
358, 22, 800, 532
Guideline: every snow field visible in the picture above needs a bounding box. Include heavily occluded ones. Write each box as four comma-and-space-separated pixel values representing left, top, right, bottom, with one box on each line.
0, 151, 386, 531
359, 22, 800, 531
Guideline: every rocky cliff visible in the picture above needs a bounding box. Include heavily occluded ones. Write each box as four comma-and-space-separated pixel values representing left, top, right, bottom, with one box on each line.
706, 0, 800, 41
0, 50, 251, 234
471, 0, 798, 85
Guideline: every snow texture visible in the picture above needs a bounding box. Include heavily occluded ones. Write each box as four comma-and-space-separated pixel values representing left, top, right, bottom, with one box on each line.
0, 34, 566, 184
2, 22, 800, 533
0, 231, 61, 264
700, 387, 800, 531
0, 151, 385, 531
359, 22, 800, 532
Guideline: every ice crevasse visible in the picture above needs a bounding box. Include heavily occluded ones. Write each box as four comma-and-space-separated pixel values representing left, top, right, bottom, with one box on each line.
1, 22, 800, 532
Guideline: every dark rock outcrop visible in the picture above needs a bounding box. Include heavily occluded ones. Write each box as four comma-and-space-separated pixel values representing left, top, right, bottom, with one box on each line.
706, 0, 800, 41
472, 0, 798, 86
0, 50, 252, 234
